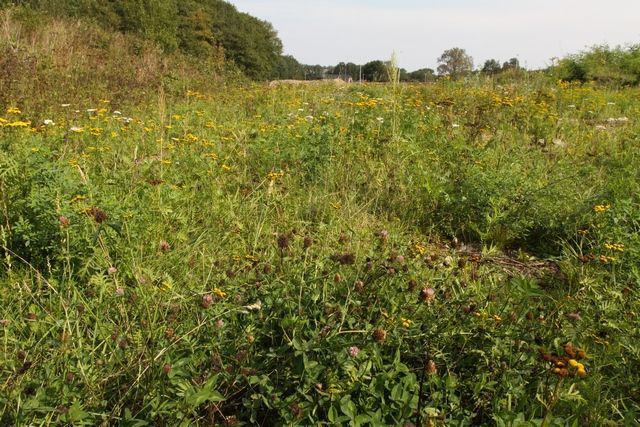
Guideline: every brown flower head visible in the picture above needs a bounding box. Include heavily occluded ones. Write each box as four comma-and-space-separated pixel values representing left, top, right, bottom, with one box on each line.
373, 328, 387, 343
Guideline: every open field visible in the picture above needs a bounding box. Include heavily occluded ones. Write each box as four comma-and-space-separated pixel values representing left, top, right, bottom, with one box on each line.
1, 79, 640, 425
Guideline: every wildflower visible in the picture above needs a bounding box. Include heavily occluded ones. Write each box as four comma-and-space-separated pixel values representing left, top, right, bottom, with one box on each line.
113, 111, 122, 115
376, 117, 384, 124
420, 287, 436, 303
6, 120, 30, 128
107, 266, 117, 275
69, 126, 84, 133
451, 123, 460, 128
401, 317, 413, 328
6, 106, 21, 114
202, 294, 214, 308
599, 255, 616, 264
87, 207, 108, 223
425, 360, 437, 375
215, 319, 225, 328
163, 363, 172, 374
593, 204, 610, 213
373, 328, 387, 343
213, 287, 227, 299
159, 240, 171, 252
604, 242, 624, 252
114, 287, 124, 297
59, 216, 70, 228
60, 103, 71, 107
305, 115, 314, 123
43, 119, 55, 126
348, 346, 360, 357
277, 233, 290, 250
331, 253, 355, 265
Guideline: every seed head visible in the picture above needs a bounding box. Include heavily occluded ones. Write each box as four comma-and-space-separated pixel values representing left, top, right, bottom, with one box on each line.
277, 233, 290, 250
373, 328, 387, 343
88, 207, 107, 223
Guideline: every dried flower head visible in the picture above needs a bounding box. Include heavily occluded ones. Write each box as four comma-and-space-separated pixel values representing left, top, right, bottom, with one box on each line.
87, 207, 107, 223
159, 240, 171, 252
202, 294, 214, 308
420, 287, 436, 303
277, 233, 290, 250
303, 235, 313, 249
373, 328, 387, 343
331, 253, 355, 265
348, 346, 360, 357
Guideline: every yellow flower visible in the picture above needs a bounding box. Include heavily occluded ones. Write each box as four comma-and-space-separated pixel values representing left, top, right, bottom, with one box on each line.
604, 243, 624, 252
593, 204, 610, 213
568, 359, 579, 367
6, 106, 21, 114
213, 287, 227, 299
6, 120, 31, 128
401, 317, 413, 328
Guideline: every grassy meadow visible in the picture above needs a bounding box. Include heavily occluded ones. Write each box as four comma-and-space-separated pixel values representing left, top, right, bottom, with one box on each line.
2, 70, 640, 425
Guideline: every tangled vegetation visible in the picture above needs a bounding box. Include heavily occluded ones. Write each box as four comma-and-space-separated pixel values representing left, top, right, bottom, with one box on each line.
2, 71, 640, 425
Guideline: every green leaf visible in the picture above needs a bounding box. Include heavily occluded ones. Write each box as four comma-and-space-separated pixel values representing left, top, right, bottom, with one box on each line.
340, 396, 356, 420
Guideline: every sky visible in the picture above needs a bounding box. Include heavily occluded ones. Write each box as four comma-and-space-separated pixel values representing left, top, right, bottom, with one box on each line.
229, 0, 640, 71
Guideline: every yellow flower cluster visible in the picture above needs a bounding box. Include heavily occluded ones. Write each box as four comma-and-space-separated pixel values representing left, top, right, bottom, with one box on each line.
593, 204, 611, 213
604, 242, 624, 252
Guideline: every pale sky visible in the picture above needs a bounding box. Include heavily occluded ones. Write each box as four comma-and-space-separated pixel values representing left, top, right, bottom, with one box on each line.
229, 0, 640, 71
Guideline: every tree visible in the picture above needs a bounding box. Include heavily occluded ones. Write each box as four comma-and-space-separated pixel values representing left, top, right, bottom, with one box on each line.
406, 68, 435, 82
437, 47, 473, 78
362, 60, 387, 82
481, 59, 501, 75
502, 57, 520, 71
274, 55, 304, 79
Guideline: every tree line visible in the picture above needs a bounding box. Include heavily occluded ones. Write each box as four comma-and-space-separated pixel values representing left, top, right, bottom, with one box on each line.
2, 0, 638, 85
